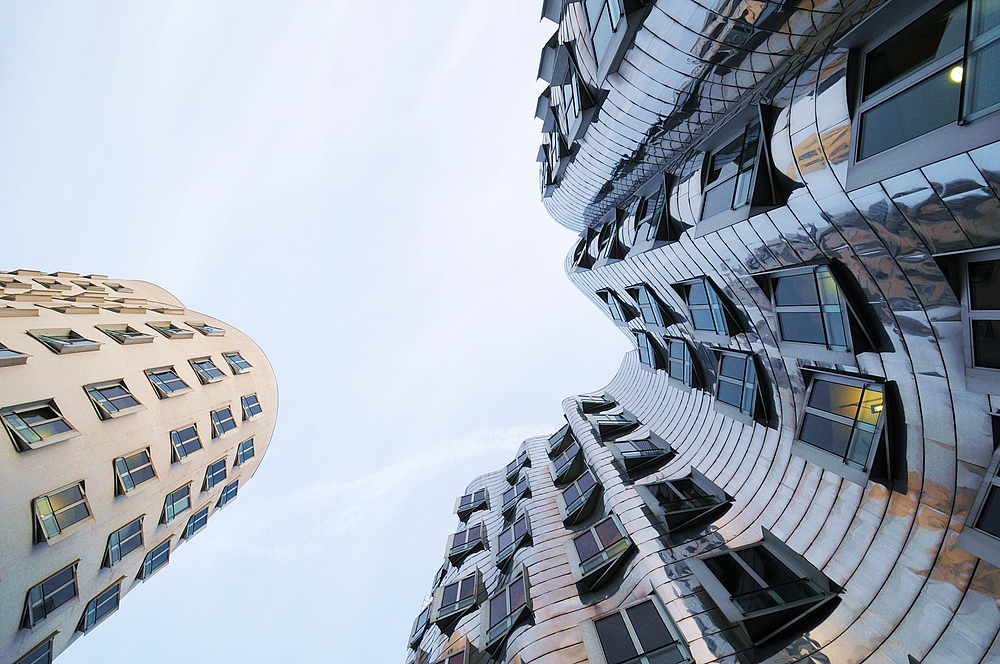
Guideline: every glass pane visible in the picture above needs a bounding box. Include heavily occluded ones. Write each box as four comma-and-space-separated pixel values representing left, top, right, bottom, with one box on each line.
703, 553, 762, 595
973, 320, 1000, 369
864, 1, 967, 98
774, 274, 819, 306
514, 516, 527, 539
459, 576, 476, 600
977, 486, 1000, 537
626, 600, 675, 654
499, 528, 513, 550
778, 311, 827, 344
48, 485, 84, 511
701, 176, 737, 218
800, 412, 854, 457
595, 517, 624, 548
55, 502, 90, 529
578, 471, 596, 493
706, 135, 743, 185
595, 612, 640, 664
509, 576, 526, 611
490, 593, 508, 628
441, 582, 458, 607
30, 419, 71, 439
575, 530, 601, 563
687, 281, 709, 305
966, 15, 1000, 120
718, 380, 744, 407
736, 546, 797, 587
720, 355, 747, 379
969, 260, 1000, 309
856, 386, 884, 427
20, 406, 60, 425
691, 308, 717, 331
859, 66, 962, 159
808, 380, 863, 419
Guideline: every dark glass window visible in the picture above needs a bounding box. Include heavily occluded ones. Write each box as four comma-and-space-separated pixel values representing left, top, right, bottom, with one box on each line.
23, 563, 77, 627
635, 332, 661, 368
486, 572, 529, 646
552, 441, 581, 481
701, 544, 824, 615
968, 259, 1000, 369
78, 582, 120, 633
106, 518, 143, 566
450, 523, 483, 556
139, 539, 171, 579
702, 118, 760, 218
439, 573, 478, 617
563, 469, 599, 521
150, 322, 193, 339
241, 394, 263, 419
457, 488, 488, 518
237, 438, 255, 465
599, 290, 632, 322
798, 377, 885, 469
667, 339, 695, 385
204, 458, 227, 491
114, 449, 156, 493
574, 515, 627, 572
147, 368, 190, 397
497, 513, 530, 568
223, 351, 253, 374
170, 425, 203, 461
190, 357, 225, 383
716, 352, 759, 416
211, 407, 237, 437
503, 475, 530, 514
593, 599, 686, 664
101, 325, 152, 344
219, 480, 239, 507
31, 329, 101, 354
17, 638, 53, 664
506, 448, 530, 482
86, 380, 141, 419
34, 482, 90, 540
771, 266, 849, 351
965, 0, 1000, 120
2, 400, 74, 451
682, 279, 730, 335
163, 485, 191, 523
586, 0, 624, 66
185, 506, 209, 539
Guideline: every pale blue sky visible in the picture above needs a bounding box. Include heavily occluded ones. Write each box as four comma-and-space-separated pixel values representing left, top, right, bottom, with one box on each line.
0, 2, 629, 662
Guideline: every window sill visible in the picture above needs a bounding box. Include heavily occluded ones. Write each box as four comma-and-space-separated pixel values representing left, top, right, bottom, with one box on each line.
12, 429, 81, 452
711, 400, 758, 427
957, 526, 1000, 568
776, 341, 857, 366
99, 404, 147, 421
965, 368, 1000, 396
157, 387, 193, 399
37, 516, 95, 546
790, 439, 870, 487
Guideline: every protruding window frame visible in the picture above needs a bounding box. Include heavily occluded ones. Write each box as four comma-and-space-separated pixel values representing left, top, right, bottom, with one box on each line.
557, 467, 603, 526
147, 321, 194, 340
431, 569, 483, 633
96, 324, 153, 345
606, 432, 674, 480
104, 517, 144, 567
2, 399, 79, 452
447, 520, 488, 566
137, 538, 171, 580
218, 479, 239, 508
223, 351, 253, 374
635, 467, 733, 533
241, 394, 262, 420
481, 563, 532, 653
77, 579, 121, 633
565, 512, 635, 591
33, 481, 93, 544
84, 379, 145, 420
21, 562, 79, 629
113, 448, 157, 494
210, 406, 238, 438
672, 277, 744, 342
455, 488, 489, 521
146, 366, 192, 399
494, 511, 531, 572
169, 424, 203, 462
161, 484, 192, 524
578, 594, 693, 664
501, 473, 531, 518
28, 328, 101, 354
189, 356, 226, 384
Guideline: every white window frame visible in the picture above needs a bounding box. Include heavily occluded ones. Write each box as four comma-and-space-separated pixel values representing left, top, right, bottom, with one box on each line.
34, 481, 93, 544
189, 356, 225, 384
2, 399, 79, 451
104, 517, 144, 567
138, 538, 171, 580
146, 366, 192, 399
210, 406, 238, 438
113, 448, 158, 494
712, 349, 766, 425
169, 424, 203, 462
147, 321, 193, 339
85, 379, 145, 420
162, 484, 192, 523
96, 324, 153, 345
241, 394, 263, 420
28, 328, 101, 354
218, 479, 239, 507
223, 351, 253, 374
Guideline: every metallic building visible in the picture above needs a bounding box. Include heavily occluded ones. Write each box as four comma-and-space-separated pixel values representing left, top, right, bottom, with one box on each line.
408, 0, 1000, 662
0, 270, 277, 664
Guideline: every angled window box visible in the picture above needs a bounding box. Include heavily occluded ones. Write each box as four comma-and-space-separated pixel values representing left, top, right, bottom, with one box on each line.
502, 474, 531, 518
189, 356, 225, 384
494, 511, 531, 572
792, 369, 902, 491
217, 479, 239, 508
672, 278, 745, 344
570, 227, 598, 270
688, 529, 839, 650
626, 284, 681, 329
550, 440, 584, 486
147, 321, 193, 339
579, 594, 694, 664
184, 506, 209, 540
481, 564, 532, 654
455, 488, 488, 521
241, 394, 263, 420
627, 172, 689, 256
557, 468, 603, 526
28, 328, 101, 354
113, 448, 157, 495
597, 289, 638, 324
432, 643, 471, 664
408, 603, 432, 651
210, 406, 238, 439
169, 424, 203, 462
713, 350, 771, 426
634, 331, 666, 370
431, 569, 483, 634
103, 517, 143, 567
146, 367, 192, 399
547, 423, 576, 458
14, 637, 54, 664
606, 432, 674, 480
539, 130, 571, 197
0, 341, 29, 367
34, 481, 94, 544
203, 457, 227, 492
223, 351, 253, 374
85, 379, 145, 420
584, 0, 653, 84
77, 579, 121, 634
187, 321, 225, 336
161, 484, 191, 524
592, 208, 628, 269
587, 409, 639, 440
566, 512, 635, 591
2, 399, 79, 452
447, 521, 487, 566
137, 538, 171, 581
635, 467, 732, 533
21, 562, 79, 628
96, 324, 153, 345
505, 447, 530, 484
431, 563, 448, 592
236, 438, 255, 465
958, 420, 1000, 566
542, 40, 598, 146
937, 248, 1000, 394
665, 338, 703, 391
578, 392, 616, 414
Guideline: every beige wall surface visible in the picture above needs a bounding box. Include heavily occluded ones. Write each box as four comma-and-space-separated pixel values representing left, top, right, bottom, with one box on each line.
0, 270, 278, 663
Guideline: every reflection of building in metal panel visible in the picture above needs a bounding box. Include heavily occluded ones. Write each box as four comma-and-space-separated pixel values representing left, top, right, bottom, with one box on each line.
407, 0, 1000, 662
0, 270, 277, 664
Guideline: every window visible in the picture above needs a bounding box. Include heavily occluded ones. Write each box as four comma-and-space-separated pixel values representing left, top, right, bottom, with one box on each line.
97, 324, 153, 345
597, 290, 636, 323
105, 517, 143, 566
505, 447, 530, 483
580, 596, 692, 664
666, 338, 700, 388
495, 512, 531, 571
588, 410, 639, 439
595, 214, 627, 263
236, 438, 255, 465
16, 637, 53, 664
146, 367, 192, 398
184, 506, 209, 539
943, 249, 1000, 392
627, 285, 677, 327
211, 407, 237, 438
204, 458, 227, 491
792, 372, 893, 488
223, 351, 252, 374
162, 485, 191, 523
2, 400, 78, 451
585, 0, 633, 80
0, 341, 29, 367
114, 448, 157, 494
578, 392, 616, 413
241, 394, 262, 420
714, 350, 766, 423
673, 278, 741, 339
432, 646, 469, 664
606, 433, 673, 480
566, 513, 634, 591
218, 480, 239, 507
103, 281, 133, 293
28, 328, 101, 354
408, 603, 432, 650
77, 581, 120, 633
846, 0, 1000, 186
169, 425, 203, 461
21, 563, 78, 628
85, 380, 143, 420
758, 264, 880, 362
482, 566, 531, 652
551, 439, 583, 485
138, 539, 171, 580
688, 529, 837, 646
958, 425, 1000, 566
548, 424, 576, 457
34, 481, 92, 542
635, 467, 732, 532
188, 321, 225, 336
33, 277, 69, 290
189, 357, 225, 384
448, 521, 486, 564
634, 331, 664, 369
502, 474, 530, 517
432, 570, 481, 630
455, 488, 488, 520
147, 321, 193, 339
702, 117, 761, 221
558, 468, 602, 526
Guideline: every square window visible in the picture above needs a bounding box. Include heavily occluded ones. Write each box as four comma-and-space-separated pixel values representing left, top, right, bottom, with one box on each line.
673, 278, 742, 340
635, 467, 732, 532
606, 432, 673, 480
210, 407, 237, 438
223, 351, 253, 374
104, 517, 144, 567
189, 357, 225, 384
138, 539, 171, 580
580, 596, 691, 664
147, 321, 193, 340
113, 448, 157, 494
96, 324, 153, 345
455, 488, 489, 521
566, 513, 634, 591
218, 480, 239, 507
2, 399, 78, 451
15, 638, 53, 664
482, 565, 532, 652
502, 474, 531, 517
169, 425, 203, 462
184, 506, 209, 539
85, 379, 144, 420
187, 321, 225, 336
204, 458, 227, 491
432, 569, 482, 632
448, 521, 487, 565
713, 350, 768, 425
0, 341, 29, 367
162, 485, 191, 523
241, 394, 262, 420
550, 439, 583, 485
505, 447, 531, 483
495, 512, 531, 572
557, 468, 602, 526
146, 367, 192, 398
77, 581, 120, 633
28, 328, 101, 354
21, 563, 78, 628
941, 249, 1000, 393
236, 438, 255, 465
33, 481, 93, 543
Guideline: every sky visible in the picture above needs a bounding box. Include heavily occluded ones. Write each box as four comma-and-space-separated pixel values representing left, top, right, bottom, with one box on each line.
0, 2, 630, 662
